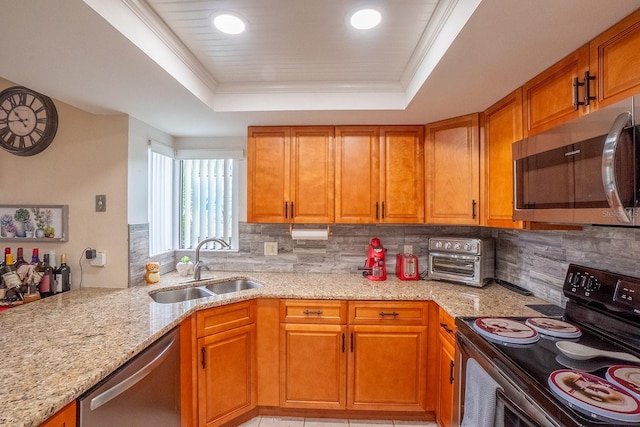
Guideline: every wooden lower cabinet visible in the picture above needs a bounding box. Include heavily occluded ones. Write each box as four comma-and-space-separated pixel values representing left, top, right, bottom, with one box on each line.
348, 325, 428, 411
39, 402, 76, 427
196, 301, 256, 427
436, 309, 457, 427
280, 323, 347, 409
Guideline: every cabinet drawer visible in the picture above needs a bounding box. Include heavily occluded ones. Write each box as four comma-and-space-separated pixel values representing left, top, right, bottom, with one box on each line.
280, 300, 347, 324
438, 308, 456, 345
197, 300, 256, 337
348, 301, 428, 325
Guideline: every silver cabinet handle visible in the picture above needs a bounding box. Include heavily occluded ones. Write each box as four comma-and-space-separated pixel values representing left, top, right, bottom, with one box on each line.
90, 334, 177, 411
602, 111, 633, 224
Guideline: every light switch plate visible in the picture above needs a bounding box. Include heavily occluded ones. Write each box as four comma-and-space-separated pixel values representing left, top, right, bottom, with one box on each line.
96, 195, 107, 212
404, 245, 413, 254
264, 242, 278, 256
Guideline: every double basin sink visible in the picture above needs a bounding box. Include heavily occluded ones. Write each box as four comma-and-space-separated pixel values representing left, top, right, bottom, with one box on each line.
150, 278, 262, 304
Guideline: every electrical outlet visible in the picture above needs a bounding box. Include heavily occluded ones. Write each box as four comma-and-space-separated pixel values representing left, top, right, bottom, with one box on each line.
96, 195, 107, 212
404, 245, 413, 254
264, 242, 278, 256
90, 251, 107, 267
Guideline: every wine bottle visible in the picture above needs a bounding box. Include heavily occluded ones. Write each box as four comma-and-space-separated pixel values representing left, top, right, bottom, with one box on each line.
30, 248, 40, 265
15, 248, 29, 294
55, 253, 71, 293
1, 253, 22, 298
15, 248, 28, 269
37, 254, 53, 298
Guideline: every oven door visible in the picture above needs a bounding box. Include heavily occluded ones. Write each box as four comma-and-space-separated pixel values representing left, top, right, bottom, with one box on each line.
428, 252, 481, 286
456, 331, 564, 427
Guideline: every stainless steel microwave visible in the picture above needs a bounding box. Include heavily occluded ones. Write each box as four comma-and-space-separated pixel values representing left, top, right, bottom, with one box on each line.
513, 96, 640, 226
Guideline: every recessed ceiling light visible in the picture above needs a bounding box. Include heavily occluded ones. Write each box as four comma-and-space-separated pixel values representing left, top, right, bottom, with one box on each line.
350, 8, 382, 30
212, 13, 247, 35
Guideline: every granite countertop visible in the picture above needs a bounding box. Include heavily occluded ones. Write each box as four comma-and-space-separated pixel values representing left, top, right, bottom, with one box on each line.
0, 271, 551, 427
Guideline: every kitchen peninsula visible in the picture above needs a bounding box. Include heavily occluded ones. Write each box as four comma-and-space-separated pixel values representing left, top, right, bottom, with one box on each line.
0, 272, 548, 427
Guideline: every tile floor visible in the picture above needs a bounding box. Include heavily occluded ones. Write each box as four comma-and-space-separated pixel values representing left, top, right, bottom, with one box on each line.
239, 416, 438, 427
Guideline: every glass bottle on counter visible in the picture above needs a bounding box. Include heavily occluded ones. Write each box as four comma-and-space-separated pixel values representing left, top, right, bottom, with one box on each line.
30, 248, 40, 265
37, 254, 54, 298
15, 248, 29, 294
55, 253, 71, 293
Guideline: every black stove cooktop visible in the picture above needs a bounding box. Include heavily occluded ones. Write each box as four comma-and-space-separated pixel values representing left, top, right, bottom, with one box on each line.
456, 264, 640, 426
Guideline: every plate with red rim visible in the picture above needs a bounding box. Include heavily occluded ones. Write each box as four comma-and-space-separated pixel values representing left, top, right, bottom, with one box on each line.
548, 369, 640, 423
607, 365, 640, 400
525, 317, 582, 338
473, 317, 539, 344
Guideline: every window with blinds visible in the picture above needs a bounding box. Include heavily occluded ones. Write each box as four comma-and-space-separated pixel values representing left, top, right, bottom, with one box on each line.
149, 150, 174, 255
179, 159, 234, 249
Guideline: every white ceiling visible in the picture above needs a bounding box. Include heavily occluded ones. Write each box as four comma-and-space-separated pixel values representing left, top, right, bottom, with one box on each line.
0, 0, 639, 138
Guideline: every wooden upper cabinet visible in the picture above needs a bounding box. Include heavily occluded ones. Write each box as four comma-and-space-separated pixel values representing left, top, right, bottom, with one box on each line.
335, 126, 380, 223
522, 45, 590, 137
425, 113, 480, 225
335, 126, 424, 224
590, 8, 640, 109
247, 126, 334, 223
482, 89, 524, 229
247, 127, 290, 223
380, 126, 425, 223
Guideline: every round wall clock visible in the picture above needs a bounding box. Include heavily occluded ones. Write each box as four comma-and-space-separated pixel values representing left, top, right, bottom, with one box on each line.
0, 86, 58, 156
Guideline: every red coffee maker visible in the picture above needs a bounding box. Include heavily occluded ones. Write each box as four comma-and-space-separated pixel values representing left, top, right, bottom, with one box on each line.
362, 237, 386, 281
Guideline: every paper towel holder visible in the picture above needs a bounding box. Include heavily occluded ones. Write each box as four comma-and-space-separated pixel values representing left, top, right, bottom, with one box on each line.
289, 224, 331, 237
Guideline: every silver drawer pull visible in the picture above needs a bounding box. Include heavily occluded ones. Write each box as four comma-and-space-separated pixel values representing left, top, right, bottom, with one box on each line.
379, 311, 399, 317
303, 310, 323, 315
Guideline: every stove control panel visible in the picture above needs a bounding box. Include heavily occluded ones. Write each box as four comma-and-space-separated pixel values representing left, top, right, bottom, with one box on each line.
564, 264, 640, 316
428, 237, 490, 255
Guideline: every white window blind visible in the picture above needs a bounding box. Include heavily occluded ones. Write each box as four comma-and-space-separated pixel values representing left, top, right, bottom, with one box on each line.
180, 159, 235, 249
149, 150, 174, 255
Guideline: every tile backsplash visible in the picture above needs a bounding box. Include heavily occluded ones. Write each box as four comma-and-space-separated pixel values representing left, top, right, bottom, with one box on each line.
129, 222, 640, 306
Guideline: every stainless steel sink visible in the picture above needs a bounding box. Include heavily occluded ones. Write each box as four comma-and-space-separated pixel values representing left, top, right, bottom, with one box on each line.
203, 279, 263, 294
149, 286, 215, 303
150, 279, 263, 303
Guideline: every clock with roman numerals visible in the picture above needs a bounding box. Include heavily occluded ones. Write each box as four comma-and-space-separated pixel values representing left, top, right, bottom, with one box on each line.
0, 86, 58, 156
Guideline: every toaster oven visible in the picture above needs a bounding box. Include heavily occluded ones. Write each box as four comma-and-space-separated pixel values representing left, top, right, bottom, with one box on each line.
428, 237, 495, 287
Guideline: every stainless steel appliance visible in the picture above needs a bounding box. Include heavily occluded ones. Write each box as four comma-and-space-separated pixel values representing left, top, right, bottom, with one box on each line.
513, 96, 640, 226
428, 237, 494, 287
456, 264, 640, 426
78, 327, 181, 427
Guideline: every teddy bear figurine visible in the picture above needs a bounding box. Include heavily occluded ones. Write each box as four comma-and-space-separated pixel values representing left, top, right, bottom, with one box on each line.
145, 262, 160, 284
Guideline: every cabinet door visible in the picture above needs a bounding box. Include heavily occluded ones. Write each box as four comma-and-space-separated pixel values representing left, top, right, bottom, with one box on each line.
482, 89, 524, 229
335, 126, 380, 223
380, 126, 425, 223
437, 335, 456, 427
39, 402, 76, 427
590, 9, 640, 109
280, 323, 347, 409
247, 127, 290, 223
290, 127, 335, 223
198, 324, 256, 427
347, 325, 427, 412
522, 45, 590, 136
425, 114, 480, 225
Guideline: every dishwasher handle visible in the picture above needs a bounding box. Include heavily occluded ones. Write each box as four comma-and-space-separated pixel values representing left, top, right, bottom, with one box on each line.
90, 334, 177, 411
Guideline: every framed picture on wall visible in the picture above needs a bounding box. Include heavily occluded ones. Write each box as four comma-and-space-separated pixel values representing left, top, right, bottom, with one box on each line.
0, 205, 68, 242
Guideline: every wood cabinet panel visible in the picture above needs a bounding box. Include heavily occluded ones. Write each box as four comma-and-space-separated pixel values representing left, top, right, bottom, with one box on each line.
279, 323, 347, 409
425, 114, 480, 225
380, 126, 425, 223
436, 335, 456, 427
590, 8, 640, 108
335, 126, 380, 223
348, 325, 428, 411
198, 323, 256, 427
290, 127, 335, 223
349, 301, 428, 326
247, 127, 290, 222
39, 402, 76, 427
522, 45, 590, 136
482, 89, 524, 229
280, 299, 347, 324
196, 300, 255, 337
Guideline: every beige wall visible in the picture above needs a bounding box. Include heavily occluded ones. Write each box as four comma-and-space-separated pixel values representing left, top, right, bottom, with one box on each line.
0, 78, 129, 288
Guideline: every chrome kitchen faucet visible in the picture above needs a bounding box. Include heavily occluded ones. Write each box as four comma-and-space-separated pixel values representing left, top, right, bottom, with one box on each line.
192, 237, 230, 281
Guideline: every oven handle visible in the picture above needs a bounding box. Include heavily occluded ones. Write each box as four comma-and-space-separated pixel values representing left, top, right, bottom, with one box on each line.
430, 252, 480, 260
602, 111, 633, 224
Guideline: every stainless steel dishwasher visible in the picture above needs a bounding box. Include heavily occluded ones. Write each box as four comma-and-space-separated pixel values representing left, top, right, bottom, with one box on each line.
78, 327, 181, 427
